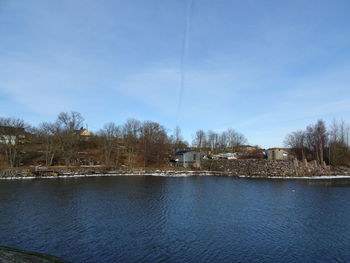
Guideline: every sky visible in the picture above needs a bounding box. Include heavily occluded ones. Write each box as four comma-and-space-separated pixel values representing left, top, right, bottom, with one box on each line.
1, 0, 350, 148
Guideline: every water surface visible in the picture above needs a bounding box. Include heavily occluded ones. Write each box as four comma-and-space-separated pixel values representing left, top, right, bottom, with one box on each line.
0, 176, 350, 263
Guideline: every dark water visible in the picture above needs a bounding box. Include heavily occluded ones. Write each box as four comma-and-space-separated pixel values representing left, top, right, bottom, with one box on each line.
1, 176, 350, 263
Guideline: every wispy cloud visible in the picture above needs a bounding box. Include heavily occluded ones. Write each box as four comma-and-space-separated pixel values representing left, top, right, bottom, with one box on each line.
1, 0, 350, 147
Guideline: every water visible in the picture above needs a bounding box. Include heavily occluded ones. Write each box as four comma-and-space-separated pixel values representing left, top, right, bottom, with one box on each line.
0, 176, 350, 263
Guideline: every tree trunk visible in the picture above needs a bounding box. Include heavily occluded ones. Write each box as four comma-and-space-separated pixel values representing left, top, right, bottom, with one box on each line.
319, 140, 324, 164
49, 153, 55, 166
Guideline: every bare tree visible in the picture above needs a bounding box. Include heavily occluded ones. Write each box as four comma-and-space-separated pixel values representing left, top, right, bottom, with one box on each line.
346, 125, 350, 149
305, 125, 316, 161
226, 128, 247, 152
284, 130, 306, 160
36, 122, 60, 166
174, 126, 182, 143
328, 119, 350, 165
122, 119, 141, 168
0, 117, 27, 167
55, 111, 84, 166
217, 131, 228, 152
140, 121, 169, 167
57, 112, 84, 131
193, 128, 247, 154
98, 122, 122, 167
193, 129, 206, 153
314, 120, 327, 164
207, 130, 219, 153
170, 126, 187, 152
287, 120, 330, 165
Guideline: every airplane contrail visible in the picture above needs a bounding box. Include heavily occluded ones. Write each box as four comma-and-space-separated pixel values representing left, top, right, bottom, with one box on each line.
176, 0, 194, 125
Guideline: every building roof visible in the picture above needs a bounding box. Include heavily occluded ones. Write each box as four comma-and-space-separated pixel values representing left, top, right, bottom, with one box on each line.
74, 128, 93, 136
268, 148, 290, 151
80, 129, 92, 136
175, 150, 198, 155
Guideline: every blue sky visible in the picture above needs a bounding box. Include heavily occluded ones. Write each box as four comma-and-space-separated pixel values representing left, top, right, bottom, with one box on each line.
1, 0, 350, 148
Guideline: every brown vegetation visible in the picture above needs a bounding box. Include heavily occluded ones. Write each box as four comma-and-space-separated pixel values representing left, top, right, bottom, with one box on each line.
284, 119, 350, 166
0, 112, 248, 169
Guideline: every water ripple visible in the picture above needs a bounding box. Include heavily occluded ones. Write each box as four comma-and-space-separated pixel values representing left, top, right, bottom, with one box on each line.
1, 177, 350, 263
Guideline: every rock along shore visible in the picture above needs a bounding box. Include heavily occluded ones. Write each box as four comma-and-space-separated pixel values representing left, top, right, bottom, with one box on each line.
0, 167, 222, 179
201, 159, 350, 178
0, 246, 69, 263
0, 160, 349, 179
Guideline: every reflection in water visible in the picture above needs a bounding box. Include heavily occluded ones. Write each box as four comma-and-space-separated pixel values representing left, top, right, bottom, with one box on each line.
302, 178, 350, 187
0, 176, 350, 263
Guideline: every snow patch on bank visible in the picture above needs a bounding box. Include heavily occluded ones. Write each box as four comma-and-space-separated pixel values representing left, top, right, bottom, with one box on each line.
0, 172, 216, 180
1, 172, 350, 180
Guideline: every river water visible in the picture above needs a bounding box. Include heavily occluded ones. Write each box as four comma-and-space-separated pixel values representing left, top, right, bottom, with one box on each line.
0, 176, 350, 263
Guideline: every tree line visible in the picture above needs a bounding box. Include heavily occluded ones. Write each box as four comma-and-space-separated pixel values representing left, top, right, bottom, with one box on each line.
284, 119, 350, 166
192, 129, 247, 153
0, 112, 247, 168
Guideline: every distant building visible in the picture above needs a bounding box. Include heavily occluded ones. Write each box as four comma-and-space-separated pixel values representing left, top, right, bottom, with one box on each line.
174, 149, 201, 168
0, 126, 26, 145
212, 153, 237, 160
76, 127, 93, 141
79, 128, 92, 137
267, 148, 290, 160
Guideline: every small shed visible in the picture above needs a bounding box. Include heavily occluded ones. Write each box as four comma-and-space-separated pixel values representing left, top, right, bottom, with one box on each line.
267, 148, 290, 160
175, 150, 201, 168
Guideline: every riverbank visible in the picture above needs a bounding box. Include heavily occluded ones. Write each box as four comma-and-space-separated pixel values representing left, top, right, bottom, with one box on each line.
2, 172, 350, 180
1, 160, 350, 180
202, 159, 350, 177
0, 167, 223, 179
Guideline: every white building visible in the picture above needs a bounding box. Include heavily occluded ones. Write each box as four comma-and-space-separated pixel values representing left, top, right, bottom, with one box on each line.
175, 150, 201, 168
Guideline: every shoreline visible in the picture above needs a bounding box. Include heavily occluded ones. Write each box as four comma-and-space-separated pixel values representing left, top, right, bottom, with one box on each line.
1, 169, 350, 180
0, 169, 223, 180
